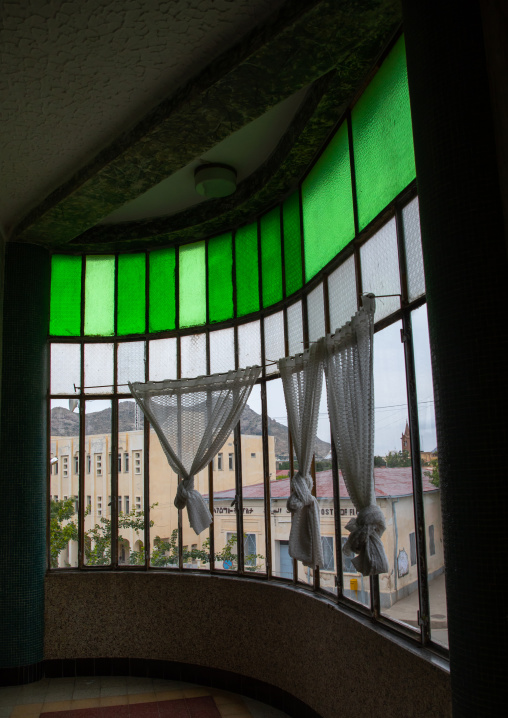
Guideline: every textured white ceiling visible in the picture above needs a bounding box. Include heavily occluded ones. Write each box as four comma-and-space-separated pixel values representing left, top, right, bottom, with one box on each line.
0, 0, 287, 235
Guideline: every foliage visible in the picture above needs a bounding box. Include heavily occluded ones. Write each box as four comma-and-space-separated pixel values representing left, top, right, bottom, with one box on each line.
425, 459, 440, 488
49, 497, 78, 568
374, 455, 386, 467
385, 450, 412, 468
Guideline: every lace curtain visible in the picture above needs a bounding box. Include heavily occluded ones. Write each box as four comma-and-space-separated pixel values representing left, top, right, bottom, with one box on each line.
278, 342, 324, 569
322, 294, 389, 575
129, 366, 261, 535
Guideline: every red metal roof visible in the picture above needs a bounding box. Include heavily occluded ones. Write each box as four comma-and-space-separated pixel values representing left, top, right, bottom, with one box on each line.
210, 467, 438, 500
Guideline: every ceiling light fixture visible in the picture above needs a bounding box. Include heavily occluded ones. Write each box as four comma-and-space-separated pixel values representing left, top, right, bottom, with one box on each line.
195, 163, 237, 198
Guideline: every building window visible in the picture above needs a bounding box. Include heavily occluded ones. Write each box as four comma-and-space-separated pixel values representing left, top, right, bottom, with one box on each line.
134, 451, 142, 474
135, 496, 141, 512
63, 495, 68, 500
97, 496, 102, 517
86, 454, 91, 474
217, 453, 223, 470
53, 495, 59, 502
73, 453, 79, 474
62, 455, 69, 478
124, 452, 129, 472
108, 452, 111, 473
95, 453, 102, 476
321, 536, 334, 571
118, 496, 122, 514
341, 537, 356, 573
251, 453, 256, 458
429, 524, 436, 556
124, 496, 130, 514
118, 453, 122, 473
228, 453, 234, 470
87, 495, 91, 508
227, 532, 257, 567
409, 532, 417, 566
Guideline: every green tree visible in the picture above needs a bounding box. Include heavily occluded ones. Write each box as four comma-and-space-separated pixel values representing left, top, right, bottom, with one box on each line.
385, 450, 412, 468
374, 455, 386, 467
49, 497, 78, 568
425, 459, 440, 487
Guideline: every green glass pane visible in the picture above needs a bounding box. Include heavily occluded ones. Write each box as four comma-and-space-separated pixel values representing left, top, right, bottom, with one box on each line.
260, 207, 283, 308
352, 35, 416, 230
149, 248, 176, 332
117, 254, 146, 335
302, 122, 354, 281
179, 241, 206, 328
208, 232, 233, 323
235, 222, 259, 317
50, 255, 82, 336
84, 256, 115, 336
282, 193, 302, 296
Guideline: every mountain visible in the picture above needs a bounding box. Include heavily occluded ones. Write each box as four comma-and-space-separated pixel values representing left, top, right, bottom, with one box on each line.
51, 400, 330, 460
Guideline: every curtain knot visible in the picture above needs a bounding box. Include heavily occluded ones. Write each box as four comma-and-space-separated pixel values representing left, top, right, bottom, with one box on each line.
286, 472, 314, 513
344, 504, 389, 576
174, 477, 194, 509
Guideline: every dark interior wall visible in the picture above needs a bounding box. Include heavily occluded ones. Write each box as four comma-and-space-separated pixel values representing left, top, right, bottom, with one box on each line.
45, 572, 451, 718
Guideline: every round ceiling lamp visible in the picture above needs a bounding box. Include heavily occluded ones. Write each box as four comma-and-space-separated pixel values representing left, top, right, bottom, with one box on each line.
195, 163, 237, 198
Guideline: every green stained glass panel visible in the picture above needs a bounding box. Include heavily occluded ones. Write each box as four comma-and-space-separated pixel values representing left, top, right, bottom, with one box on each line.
282, 193, 302, 297
302, 122, 354, 282
117, 254, 145, 335
149, 248, 176, 332
352, 35, 416, 230
84, 256, 115, 336
235, 222, 259, 317
208, 232, 233, 323
179, 241, 206, 327
50, 255, 82, 336
260, 207, 283, 308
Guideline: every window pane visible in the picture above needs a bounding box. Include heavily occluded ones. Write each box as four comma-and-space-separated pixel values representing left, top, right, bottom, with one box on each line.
263, 311, 285, 375
412, 304, 447, 648
149, 426, 179, 569
360, 218, 401, 322
352, 35, 416, 230
51, 344, 81, 395
373, 322, 419, 631
50, 399, 79, 568
287, 301, 303, 356
235, 222, 259, 316
181, 333, 206, 378
118, 398, 145, 566
210, 328, 235, 375
117, 254, 145, 335
212, 431, 238, 573
238, 320, 261, 368
117, 341, 145, 386
84, 400, 112, 566
282, 192, 302, 297
316, 384, 336, 595
50, 255, 82, 336
307, 283, 326, 343
403, 197, 426, 301
84, 256, 115, 336
149, 248, 176, 332
241, 385, 266, 574
260, 207, 283, 307
149, 337, 177, 381
302, 122, 355, 281
208, 232, 233, 323
84, 343, 114, 394
328, 255, 357, 333
179, 241, 206, 328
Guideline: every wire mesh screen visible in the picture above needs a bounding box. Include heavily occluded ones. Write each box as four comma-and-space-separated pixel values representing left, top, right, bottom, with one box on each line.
328, 255, 358, 333
360, 218, 401, 321
210, 327, 235, 374
181, 333, 207, 378
118, 341, 145, 386
403, 197, 426, 301
263, 311, 285, 374
307, 283, 326, 343
287, 300, 303, 356
149, 338, 177, 381
238, 320, 261, 368
84, 343, 114, 393
51, 344, 81, 395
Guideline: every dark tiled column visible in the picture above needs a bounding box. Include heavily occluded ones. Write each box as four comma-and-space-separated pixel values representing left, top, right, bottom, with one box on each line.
402, 2, 508, 714
0, 243, 50, 684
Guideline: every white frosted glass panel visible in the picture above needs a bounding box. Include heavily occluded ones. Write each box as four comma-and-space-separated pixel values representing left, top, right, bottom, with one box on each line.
149, 337, 177, 381
328, 255, 357, 332
51, 344, 81, 395
181, 333, 206, 378
118, 341, 145, 386
307, 283, 325, 343
403, 197, 426, 301
238, 320, 261, 368
360, 218, 401, 321
84, 343, 114, 394
264, 311, 285, 375
287, 301, 303, 355
210, 328, 235, 374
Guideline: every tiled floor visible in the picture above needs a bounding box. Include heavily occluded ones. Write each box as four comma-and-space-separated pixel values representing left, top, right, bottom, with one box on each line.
0, 677, 290, 718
